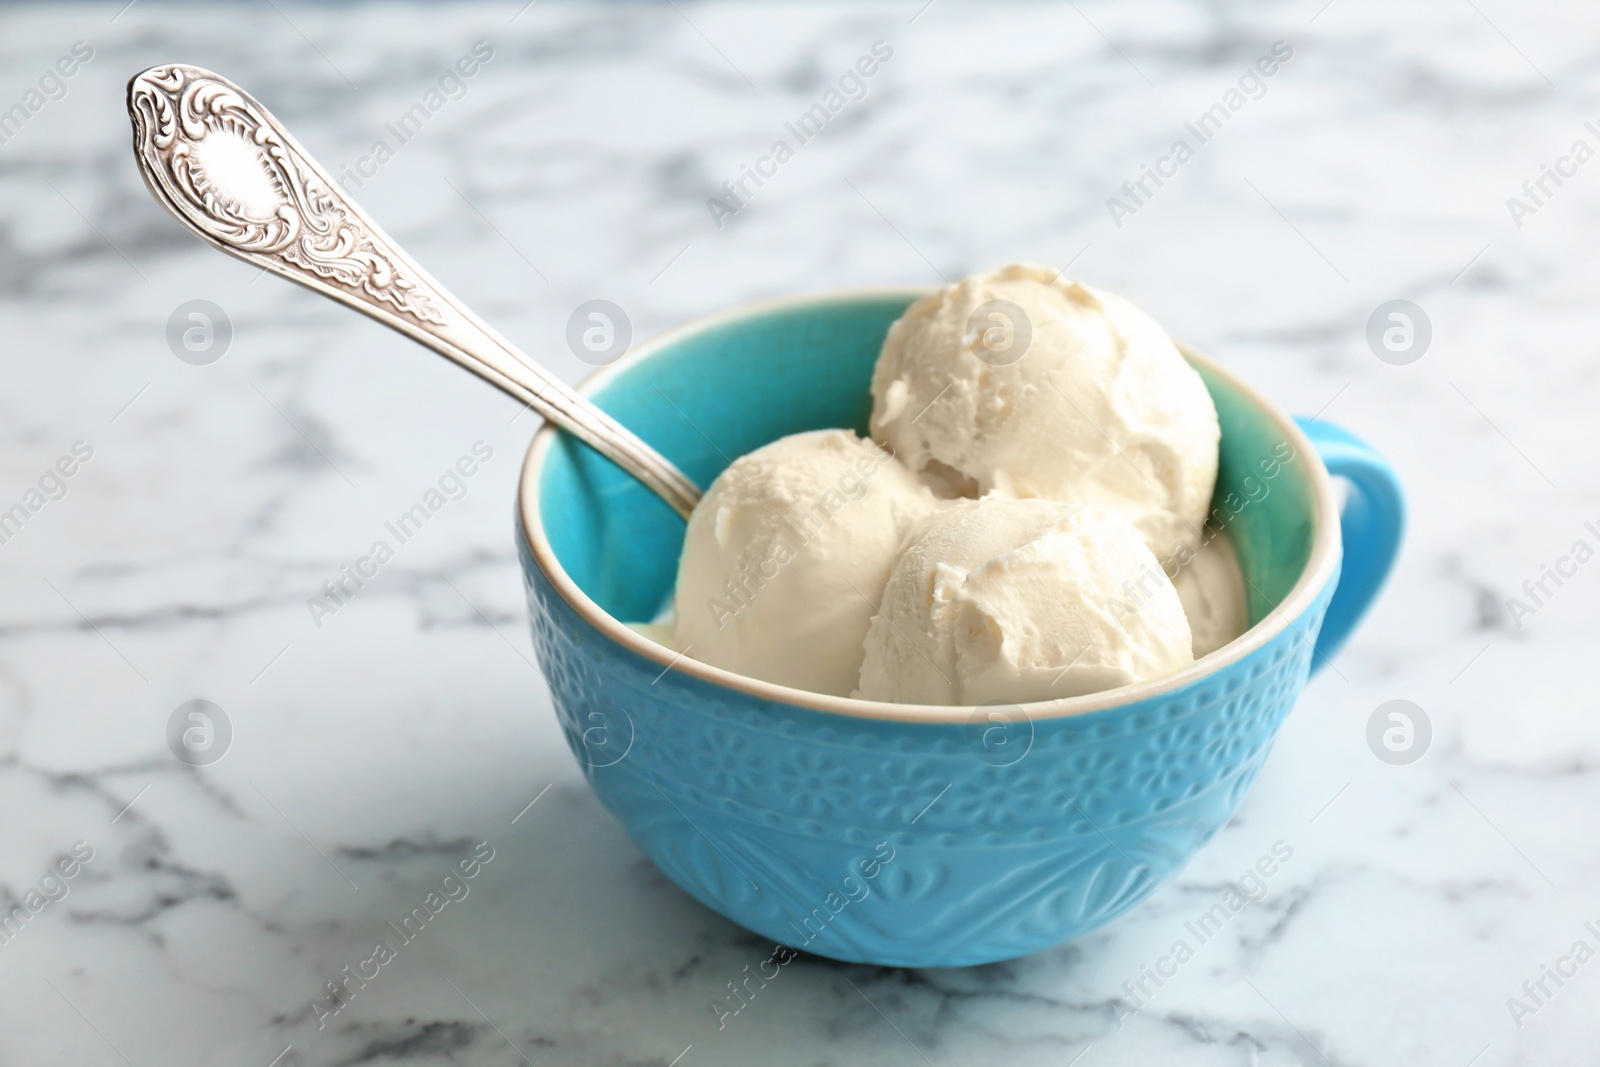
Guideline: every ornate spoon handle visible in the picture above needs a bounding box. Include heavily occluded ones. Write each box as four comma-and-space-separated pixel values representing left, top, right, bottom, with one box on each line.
127, 64, 701, 519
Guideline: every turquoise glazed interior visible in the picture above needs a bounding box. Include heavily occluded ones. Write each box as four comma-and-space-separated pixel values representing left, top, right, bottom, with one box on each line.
520, 290, 1399, 967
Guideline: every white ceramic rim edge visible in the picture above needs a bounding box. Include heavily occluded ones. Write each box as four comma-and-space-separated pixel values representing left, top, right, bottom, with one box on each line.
518, 285, 1340, 724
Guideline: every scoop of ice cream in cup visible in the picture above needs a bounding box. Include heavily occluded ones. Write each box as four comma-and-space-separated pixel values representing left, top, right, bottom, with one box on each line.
870, 265, 1220, 564
856, 498, 1195, 705
519, 279, 1403, 967
674, 429, 936, 697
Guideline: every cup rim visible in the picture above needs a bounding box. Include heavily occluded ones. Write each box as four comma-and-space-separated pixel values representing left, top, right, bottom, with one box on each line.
518, 285, 1340, 724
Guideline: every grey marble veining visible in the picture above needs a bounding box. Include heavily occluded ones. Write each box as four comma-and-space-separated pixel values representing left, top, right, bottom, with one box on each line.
1, 2, 1597, 1064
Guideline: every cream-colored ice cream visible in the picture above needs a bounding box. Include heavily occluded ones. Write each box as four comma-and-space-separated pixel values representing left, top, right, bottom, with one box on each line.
870, 264, 1220, 564
674, 429, 936, 696
856, 497, 1194, 705
1171, 529, 1249, 659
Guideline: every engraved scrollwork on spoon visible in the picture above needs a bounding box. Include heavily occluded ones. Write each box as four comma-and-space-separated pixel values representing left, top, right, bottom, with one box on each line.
129, 64, 446, 326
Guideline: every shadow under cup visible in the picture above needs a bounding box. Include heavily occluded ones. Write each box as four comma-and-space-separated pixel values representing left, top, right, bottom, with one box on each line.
519, 290, 1384, 968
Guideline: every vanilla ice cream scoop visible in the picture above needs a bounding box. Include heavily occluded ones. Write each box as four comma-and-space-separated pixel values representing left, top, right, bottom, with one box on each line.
856, 497, 1194, 705
674, 430, 937, 696
1171, 528, 1249, 659
870, 264, 1220, 564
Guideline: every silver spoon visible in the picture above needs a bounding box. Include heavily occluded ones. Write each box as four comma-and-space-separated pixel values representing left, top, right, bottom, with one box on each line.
126, 64, 701, 519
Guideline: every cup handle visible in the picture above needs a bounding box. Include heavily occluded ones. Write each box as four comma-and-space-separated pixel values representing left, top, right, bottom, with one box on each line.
1294, 417, 1405, 670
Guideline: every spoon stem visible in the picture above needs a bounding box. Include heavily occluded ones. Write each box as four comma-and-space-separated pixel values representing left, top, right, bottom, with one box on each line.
127, 64, 701, 519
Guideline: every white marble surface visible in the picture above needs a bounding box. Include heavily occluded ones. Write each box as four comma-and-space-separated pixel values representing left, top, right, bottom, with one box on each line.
1, 2, 1597, 1064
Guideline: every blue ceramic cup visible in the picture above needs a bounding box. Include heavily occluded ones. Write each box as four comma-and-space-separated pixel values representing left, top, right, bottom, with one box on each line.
518, 289, 1403, 968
